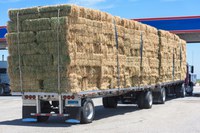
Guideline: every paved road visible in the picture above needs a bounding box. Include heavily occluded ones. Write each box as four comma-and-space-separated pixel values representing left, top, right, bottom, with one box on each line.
1, 87, 200, 133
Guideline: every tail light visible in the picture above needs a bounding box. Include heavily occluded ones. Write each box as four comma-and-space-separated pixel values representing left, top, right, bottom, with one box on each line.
71, 95, 75, 99
67, 95, 71, 99
63, 95, 75, 99
24, 95, 36, 99
63, 95, 67, 99
32, 95, 36, 99
24, 95, 28, 99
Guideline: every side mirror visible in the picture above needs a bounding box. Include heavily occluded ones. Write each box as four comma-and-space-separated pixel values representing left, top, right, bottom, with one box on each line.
191, 66, 194, 73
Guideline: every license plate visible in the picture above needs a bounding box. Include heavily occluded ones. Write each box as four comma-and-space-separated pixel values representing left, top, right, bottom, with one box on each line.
68, 100, 79, 105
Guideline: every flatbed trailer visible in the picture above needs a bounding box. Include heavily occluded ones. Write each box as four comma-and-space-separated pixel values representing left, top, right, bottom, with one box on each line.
22, 79, 185, 124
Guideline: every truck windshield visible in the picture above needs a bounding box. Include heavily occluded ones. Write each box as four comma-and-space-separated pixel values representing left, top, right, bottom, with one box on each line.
0, 68, 6, 74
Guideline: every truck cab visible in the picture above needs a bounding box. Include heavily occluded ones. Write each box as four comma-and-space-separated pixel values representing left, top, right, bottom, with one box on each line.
185, 64, 196, 95
0, 55, 10, 95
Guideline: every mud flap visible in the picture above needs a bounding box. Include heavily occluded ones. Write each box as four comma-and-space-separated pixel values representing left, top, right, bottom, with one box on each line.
22, 106, 37, 122
64, 107, 81, 123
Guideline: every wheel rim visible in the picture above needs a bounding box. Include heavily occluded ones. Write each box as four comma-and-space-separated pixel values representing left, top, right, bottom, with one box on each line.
0, 87, 4, 95
162, 88, 166, 102
182, 84, 186, 96
148, 92, 153, 106
85, 102, 94, 120
183, 87, 186, 96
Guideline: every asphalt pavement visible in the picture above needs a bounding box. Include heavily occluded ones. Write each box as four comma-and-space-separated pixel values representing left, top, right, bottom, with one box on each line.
0, 86, 200, 133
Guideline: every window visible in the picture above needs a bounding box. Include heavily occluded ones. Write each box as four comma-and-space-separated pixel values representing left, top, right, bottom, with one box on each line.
0, 68, 6, 74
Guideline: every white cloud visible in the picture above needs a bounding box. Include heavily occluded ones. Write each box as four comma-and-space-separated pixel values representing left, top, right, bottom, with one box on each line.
67, 0, 113, 9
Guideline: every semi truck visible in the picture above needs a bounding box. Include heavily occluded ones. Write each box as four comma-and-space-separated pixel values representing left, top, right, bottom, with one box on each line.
5, 5, 196, 124
185, 64, 196, 95
0, 56, 10, 95
0, 26, 10, 95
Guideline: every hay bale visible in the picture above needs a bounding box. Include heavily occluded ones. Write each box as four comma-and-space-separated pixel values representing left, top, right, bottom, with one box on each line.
9, 7, 39, 21
22, 18, 51, 31
7, 21, 19, 33
8, 42, 38, 56
7, 4, 186, 93
39, 4, 72, 18
36, 30, 67, 43
6, 32, 35, 44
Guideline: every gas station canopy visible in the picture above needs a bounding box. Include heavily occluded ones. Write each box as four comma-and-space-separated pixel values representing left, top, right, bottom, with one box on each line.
1, 15, 200, 50
134, 16, 200, 43
0, 26, 7, 50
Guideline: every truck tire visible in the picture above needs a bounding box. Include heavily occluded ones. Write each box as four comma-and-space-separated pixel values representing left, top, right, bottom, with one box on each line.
37, 101, 51, 122
102, 97, 109, 108
186, 86, 193, 96
0, 86, 4, 95
137, 91, 153, 109
102, 97, 118, 108
176, 84, 186, 98
81, 98, 95, 124
180, 85, 186, 98
153, 87, 166, 104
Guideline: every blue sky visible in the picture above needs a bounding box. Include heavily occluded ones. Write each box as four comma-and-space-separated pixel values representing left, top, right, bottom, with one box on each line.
0, 0, 200, 77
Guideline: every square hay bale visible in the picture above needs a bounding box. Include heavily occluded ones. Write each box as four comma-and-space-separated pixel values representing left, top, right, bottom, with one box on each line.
36, 30, 67, 43
22, 54, 54, 66
22, 18, 51, 31
8, 42, 38, 56
9, 7, 39, 21
6, 32, 36, 44
7, 21, 20, 33
39, 4, 73, 18
7, 4, 186, 93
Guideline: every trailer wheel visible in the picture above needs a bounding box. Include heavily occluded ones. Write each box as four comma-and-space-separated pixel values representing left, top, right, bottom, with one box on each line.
180, 84, 186, 98
186, 86, 193, 96
176, 84, 186, 98
102, 97, 109, 108
137, 91, 153, 109
37, 101, 51, 122
102, 97, 118, 108
81, 98, 95, 124
153, 87, 166, 104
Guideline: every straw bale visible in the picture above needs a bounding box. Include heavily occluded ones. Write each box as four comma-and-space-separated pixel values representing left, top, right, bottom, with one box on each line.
42, 77, 70, 92
22, 18, 51, 31
8, 42, 38, 56
36, 41, 67, 55
53, 54, 71, 66
7, 21, 20, 33
36, 30, 67, 43
9, 79, 41, 92
8, 65, 67, 80
6, 32, 35, 44
9, 7, 39, 21
39, 4, 73, 18
7, 55, 23, 67
7, 4, 187, 93
22, 54, 53, 66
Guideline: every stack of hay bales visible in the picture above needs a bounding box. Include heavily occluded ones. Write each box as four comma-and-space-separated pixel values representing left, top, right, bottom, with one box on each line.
158, 30, 186, 83
6, 4, 186, 93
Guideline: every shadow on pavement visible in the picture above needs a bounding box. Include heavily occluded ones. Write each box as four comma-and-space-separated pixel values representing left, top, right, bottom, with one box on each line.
0, 104, 139, 127
193, 93, 200, 97
94, 104, 139, 121
0, 117, 72, 127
